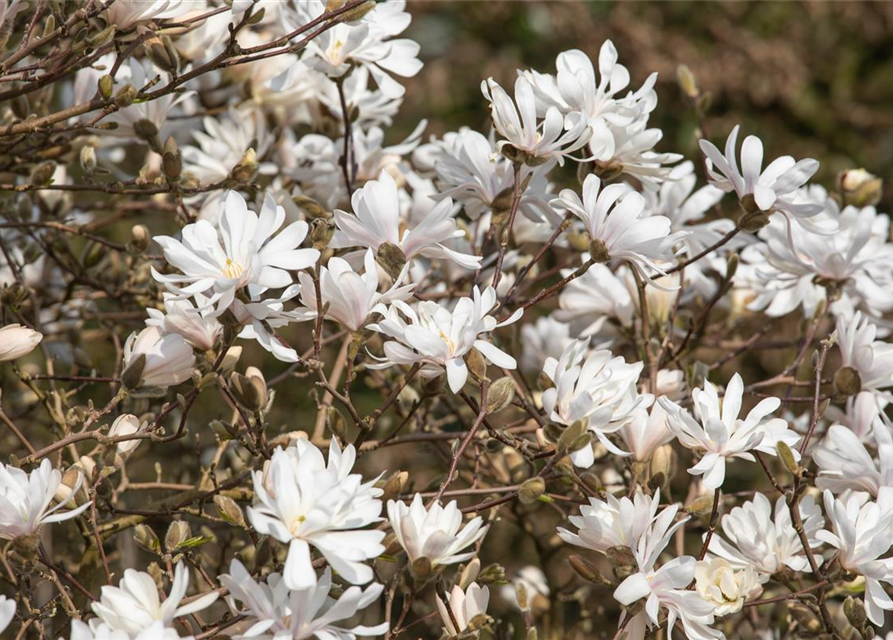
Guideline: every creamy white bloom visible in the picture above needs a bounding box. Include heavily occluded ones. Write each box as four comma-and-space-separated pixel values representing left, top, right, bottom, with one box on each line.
247, 439, 385, 589
816, 489, 893, 626
618, 404, 675, 463
554, 261, 635, 338
152, 191, 319, 318
182, 108, 272, 186
694, 558, 761, 616
70, 619, 189, 640
0, 595, 14, 636
557, 489, 665, 554
122, 326, 195, 389
700, 125, 825, 229
658, 373, 800, 489
104, 0, 188, 28
331, 171, 480, 269
814, 424, 893, 496
520, 315, 574, 374
553, 175, 685, 285
283, 0, 421, 99
108, 414, 144, 462
707, 492, 824, 578
542, 340, 651, 466
90, 562, 217, 636
436, 582, 490, 637
0, 458, 91, 540
368, 286, 520, 393
145, 295, 222, 352
0, 323, 42, 361
835, 311, 893, 392
104, 59, 189, 142
295, 249, 415, 332
481, 76, 590, 165
825, 390, 887, 442
221, 559, 387, 640
387, 494, 487, 567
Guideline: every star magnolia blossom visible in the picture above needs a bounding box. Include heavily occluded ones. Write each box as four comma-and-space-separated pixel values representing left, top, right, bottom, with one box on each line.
367, 286, 521, 393
658, 373, 801, 489
330, 171, 481, 270
557, 488, 664, 554
246, 439, 385, 589
816, 489, 893, 626
699, 125, 826, 230
542, 340, 651, 466
220, 560, 388, 640
706, 492, 825, 579
553, 175, 686, 285
0, 459, 91, 540
122, 326, 195, 389
0, 323, 42, 361
617, 404, 675, 463
436, 582, 490, 637
104, 0, 188, 29
814, 424, 893, 496
152, 191, 319, 319
295, 249, 415, 332
70, 620, 189, 640
694, 559, 761, 617
0, 595, 14, 636
554, 261, 635, 338
90, 562, 217, 635
481, 76, 590, 165
387, 494, 487, 567
145, 294, 222, 352
835, 311, 893, 393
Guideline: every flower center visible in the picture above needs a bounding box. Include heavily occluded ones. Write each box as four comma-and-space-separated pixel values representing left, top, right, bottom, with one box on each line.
439, 331, 454, 353
289, 514, 306, 535
222, 258, 245, 279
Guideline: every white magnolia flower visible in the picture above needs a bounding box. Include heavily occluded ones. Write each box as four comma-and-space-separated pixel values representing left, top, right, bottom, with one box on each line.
694, 558, 761, 616
553, 175, 685, 285
542, 340, 651, 466
368, 286, 520, 393
104, 0, 188, 28
437, 583, 490, 637
0, 595, 14, 636
0, 458, 91, 540
387, 494, 487, 567
825, 390, 887, 443
612, 501, 721, 640
122, 327, 195, 389
70, 619, 189, 640
554, 261, 635, 338
557, 489, 665, 554
295, 249, 415, 332
152, 191, 319, 318
835, 311, 893, 393
658, 373, 801, 489
182, 108, 271, 186
0, 323, 42, 361
707, 492, 824, 578
105, 59, 189, 142
145, 295, 222, 352
331, 171, 480, 270
284, 0, 422, 98
481, 76, 590, 165
90, 562, 217, 635
500, 566, 550, 610
699, 125, 825, 229
520, 315, 574, 374
816, 489, 893, 626
221, 560, 387, 640
744, 197, 893, 318
617, 404, 675, 463
247, 439, 385, 589
814, 423, 893, 497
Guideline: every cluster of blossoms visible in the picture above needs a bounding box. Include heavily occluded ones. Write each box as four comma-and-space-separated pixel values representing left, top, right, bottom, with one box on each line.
1, 2, 893, 640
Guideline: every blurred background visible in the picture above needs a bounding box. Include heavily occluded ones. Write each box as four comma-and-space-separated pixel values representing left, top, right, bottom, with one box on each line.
402, 0, 893, 210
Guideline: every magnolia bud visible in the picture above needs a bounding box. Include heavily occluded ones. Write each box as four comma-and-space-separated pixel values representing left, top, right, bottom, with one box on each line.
676, 64, 699, 99
606, 545, 637, 579
144, 35, 179, 74
380, 473, 404, 502
98, 74, 114, 100
80, 145, 97, 172
376, 242, 407, 280
557, 421, 588, 454
134, 524, 161, 554
214, 495, 246, 527
834, 366, 862, 396
230, 369, 267, 412
593, 159, 624, 182
569, 554, 610, 584
165, 520, 191, 552
230, 148, 258, 184
687, 491, 717, 517
121, 353, 147, 389
129, 225, 150, 253
459, 558, 481, 590
589, 239, 610, 263
477, 563, 506, 585
30, 161, 55, 186
776, 441, 800, 476
410, 556, 432, 582
310, 217, 335, 250
486, 377, 515, 413
844, 595, 868, 630
89, 24, 117, 48
162, 136, 181, 183
738, 207, 770, 232
337, 0, 376, 22
839, 169, 883, 208
292, 194, 329, 219
133, 119, 161, 153
518, 477, 545, 504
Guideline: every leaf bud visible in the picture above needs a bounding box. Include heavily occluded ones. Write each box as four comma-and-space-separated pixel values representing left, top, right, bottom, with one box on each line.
486, 376, 515, 414
518, 477, 545, 504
